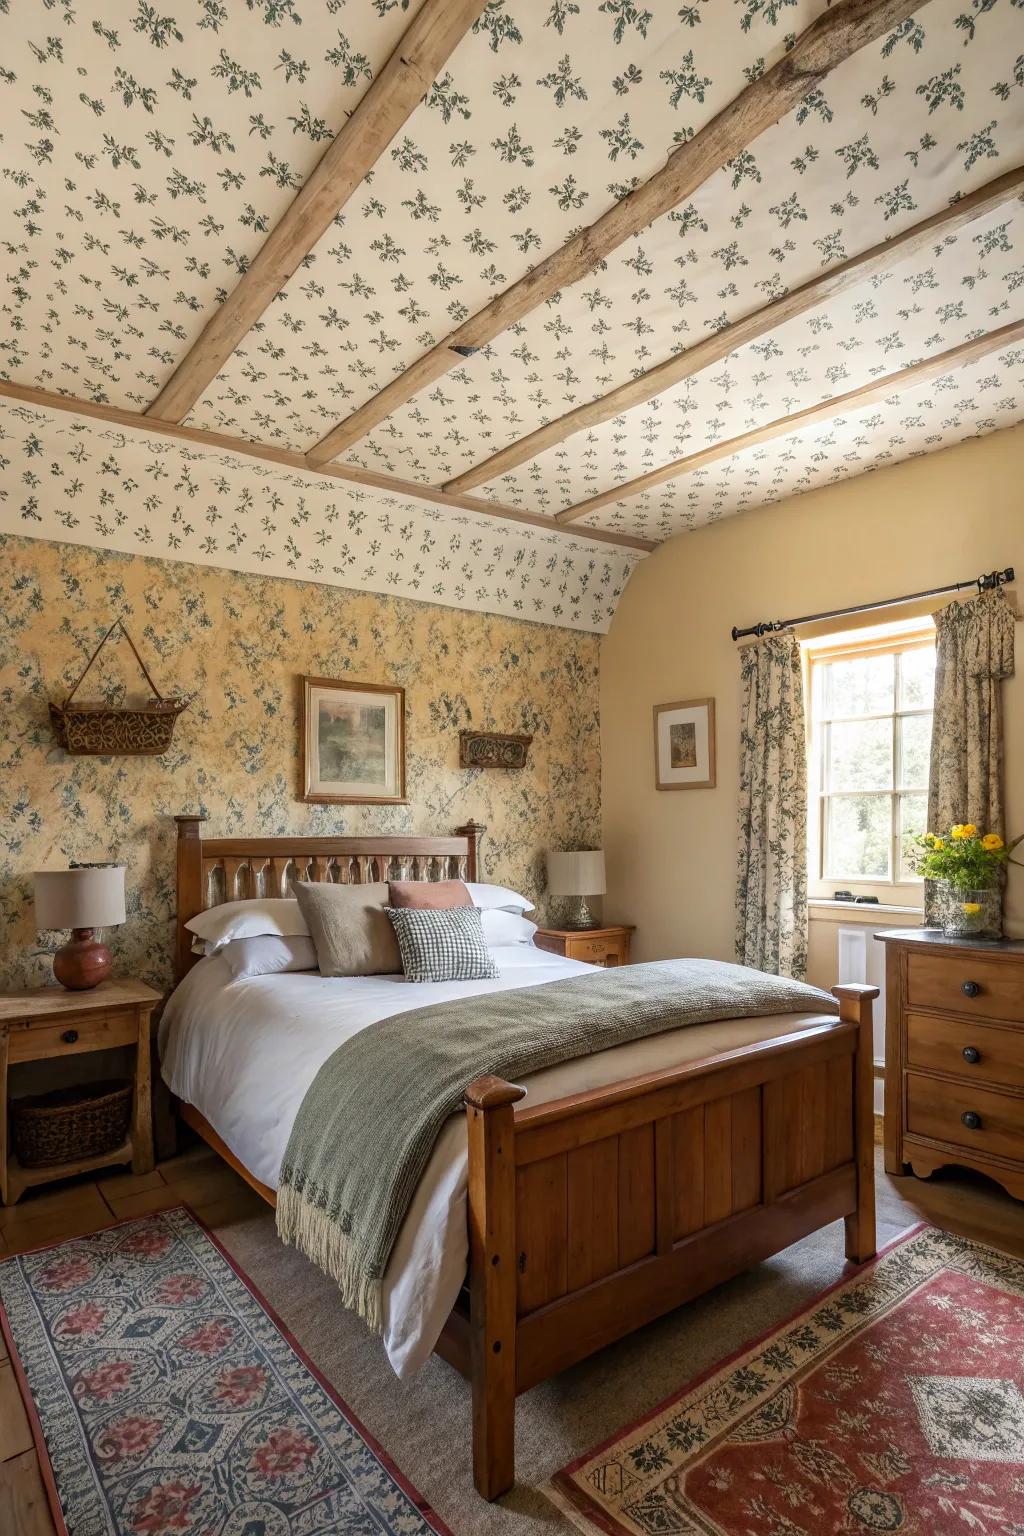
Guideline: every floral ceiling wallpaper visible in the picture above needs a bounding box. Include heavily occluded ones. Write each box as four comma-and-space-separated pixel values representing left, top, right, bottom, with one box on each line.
0, 533, 602, 992
344, 0, 1024, 524
0, 398, 643, 633
1, 0, 1022, 575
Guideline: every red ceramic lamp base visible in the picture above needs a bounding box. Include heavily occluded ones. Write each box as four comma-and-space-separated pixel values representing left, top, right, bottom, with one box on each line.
52, 929, 112, 990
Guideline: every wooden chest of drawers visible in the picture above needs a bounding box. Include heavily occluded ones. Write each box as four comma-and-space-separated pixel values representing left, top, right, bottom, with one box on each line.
879, 930, 1024, 1201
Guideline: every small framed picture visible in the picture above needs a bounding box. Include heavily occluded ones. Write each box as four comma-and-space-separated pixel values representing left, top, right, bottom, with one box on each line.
653, 698, 716, 791
300, 676, 406, 805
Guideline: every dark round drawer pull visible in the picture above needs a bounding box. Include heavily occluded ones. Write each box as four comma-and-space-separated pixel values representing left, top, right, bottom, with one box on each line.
61, 1029, 79, 1045
962, 1046, 981, 1065
961, 980, 981, 999
961, 1110, 982, 1131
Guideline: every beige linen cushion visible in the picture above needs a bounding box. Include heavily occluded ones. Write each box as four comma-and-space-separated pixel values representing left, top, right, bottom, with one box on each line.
293, 881, 401, 977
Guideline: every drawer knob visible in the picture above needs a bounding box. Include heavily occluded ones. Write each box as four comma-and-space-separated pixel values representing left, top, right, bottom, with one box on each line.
961, 980, 982, 999
61, 1029, 79, 1045
962, 1046, 981, 1065
961, 1110, 982, 1131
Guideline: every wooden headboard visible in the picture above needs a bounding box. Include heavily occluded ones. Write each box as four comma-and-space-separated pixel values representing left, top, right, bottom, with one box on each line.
174, 814, 484, 980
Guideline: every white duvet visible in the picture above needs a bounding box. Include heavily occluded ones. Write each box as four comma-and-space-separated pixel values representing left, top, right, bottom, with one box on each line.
159, 946, 829, 1377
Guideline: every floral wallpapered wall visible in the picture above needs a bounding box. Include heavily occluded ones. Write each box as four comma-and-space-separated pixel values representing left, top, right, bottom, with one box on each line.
0, 399, 643, 634
0, 533, 602, 993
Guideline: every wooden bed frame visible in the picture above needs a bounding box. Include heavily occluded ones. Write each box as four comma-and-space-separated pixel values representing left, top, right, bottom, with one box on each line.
172, 815, 877, 1500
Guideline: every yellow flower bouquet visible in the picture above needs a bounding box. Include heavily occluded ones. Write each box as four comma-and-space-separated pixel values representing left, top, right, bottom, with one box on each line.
911, 825, 1023, 938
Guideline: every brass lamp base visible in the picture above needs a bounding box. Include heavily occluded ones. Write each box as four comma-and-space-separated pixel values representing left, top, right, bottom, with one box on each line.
52, 928, 112, 990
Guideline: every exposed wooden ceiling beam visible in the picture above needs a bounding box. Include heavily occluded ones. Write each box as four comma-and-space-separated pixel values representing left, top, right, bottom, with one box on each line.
307, 0, 930, 469
555, 318, 1024, 525
0, 381, 655, 552
144, 0, 489, 426
445, 166, 1024, 494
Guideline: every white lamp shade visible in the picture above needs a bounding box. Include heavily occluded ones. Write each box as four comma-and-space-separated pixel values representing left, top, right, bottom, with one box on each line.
33, 866, 126, 931
546, 849, 606, 897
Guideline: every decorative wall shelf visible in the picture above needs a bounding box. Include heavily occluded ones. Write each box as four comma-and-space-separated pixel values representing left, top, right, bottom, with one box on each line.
459, 730, 532, 770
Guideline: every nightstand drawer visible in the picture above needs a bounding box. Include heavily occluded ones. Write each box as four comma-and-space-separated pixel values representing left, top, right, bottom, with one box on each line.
567, 935, 628, 966
7, 1009, 139, 1063
906, 952, 1023, 1024
906, 1072, 1024, 1164
906, 1012, 1024, 1092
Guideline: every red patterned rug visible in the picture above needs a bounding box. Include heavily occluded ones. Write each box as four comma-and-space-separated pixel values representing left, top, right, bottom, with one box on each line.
0, 1206, 449, 1536
551, 1225, 1024, 1536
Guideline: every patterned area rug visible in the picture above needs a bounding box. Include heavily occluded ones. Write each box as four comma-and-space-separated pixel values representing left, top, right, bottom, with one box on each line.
550, 1226, 1024, 1536
0, 1206, 450, 1536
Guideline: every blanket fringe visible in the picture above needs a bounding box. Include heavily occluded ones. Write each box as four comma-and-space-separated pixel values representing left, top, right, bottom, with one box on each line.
276, 1183, 385, 1333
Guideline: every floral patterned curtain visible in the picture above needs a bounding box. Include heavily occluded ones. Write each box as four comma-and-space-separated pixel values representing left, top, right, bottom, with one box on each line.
735, 634, 808, 979
925, 587, 1016, 922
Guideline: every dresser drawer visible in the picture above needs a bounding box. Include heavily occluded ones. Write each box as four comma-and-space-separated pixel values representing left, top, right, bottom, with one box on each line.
906, 951, 1024, 1024
906, 1072, 1024, 1164
906, 1012, 1024, 1092
7, 1008, 139, 1063
566, 935, 628, 967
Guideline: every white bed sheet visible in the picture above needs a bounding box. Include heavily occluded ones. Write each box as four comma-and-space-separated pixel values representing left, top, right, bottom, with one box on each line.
159, 947, 830, 1377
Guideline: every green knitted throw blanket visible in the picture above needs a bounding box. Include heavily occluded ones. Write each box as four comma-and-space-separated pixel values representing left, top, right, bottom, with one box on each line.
276, 958, 836, 1329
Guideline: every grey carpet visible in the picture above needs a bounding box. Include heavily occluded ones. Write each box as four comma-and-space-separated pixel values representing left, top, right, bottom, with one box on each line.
209, 1148, 923, 1534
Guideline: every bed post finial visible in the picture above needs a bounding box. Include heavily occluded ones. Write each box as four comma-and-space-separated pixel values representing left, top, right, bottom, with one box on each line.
174, 812, 207, 839
455, 820, 485, 881
175, 812, 208, 982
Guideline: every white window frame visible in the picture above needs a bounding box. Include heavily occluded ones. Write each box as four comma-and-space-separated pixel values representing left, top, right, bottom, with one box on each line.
805, 622, 936, 903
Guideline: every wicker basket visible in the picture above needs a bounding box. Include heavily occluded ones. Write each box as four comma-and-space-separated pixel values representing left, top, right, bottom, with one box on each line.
50, 618, 190, 757
11, 1080, 132, 1169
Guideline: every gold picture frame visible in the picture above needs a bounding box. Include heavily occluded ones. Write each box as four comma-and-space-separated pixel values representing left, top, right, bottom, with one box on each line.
300, 676, 407, 805
653, 697, 716, 791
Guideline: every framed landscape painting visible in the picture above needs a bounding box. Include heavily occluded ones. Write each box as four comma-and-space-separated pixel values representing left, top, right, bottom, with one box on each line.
653, 698, 716, 791
300, 676, 406, 805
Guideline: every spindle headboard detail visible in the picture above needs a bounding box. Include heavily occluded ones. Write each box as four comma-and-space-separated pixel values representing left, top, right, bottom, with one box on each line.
174, 814, 484, 980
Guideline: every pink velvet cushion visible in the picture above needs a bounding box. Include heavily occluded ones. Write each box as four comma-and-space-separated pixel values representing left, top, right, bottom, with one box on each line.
388, 879, 472, 909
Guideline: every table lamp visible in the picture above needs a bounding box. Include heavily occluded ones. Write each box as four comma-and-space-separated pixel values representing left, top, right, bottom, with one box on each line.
546, 849, 605, 931
33, 865, 126, 990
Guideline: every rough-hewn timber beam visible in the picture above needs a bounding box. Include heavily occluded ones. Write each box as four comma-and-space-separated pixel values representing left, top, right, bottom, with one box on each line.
555, 318, 1024, 525
145, 0, 489, 425
307, 0, 931, 468
446, 166, 1024, 494
0, 381, 655, 553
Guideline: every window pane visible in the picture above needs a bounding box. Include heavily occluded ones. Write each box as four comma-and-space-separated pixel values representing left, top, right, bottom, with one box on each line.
899, 713, 932, 790
825, 795, 892, 879
899, 646, 936, 709
899, 793, 928, 880
827, 718, 893, 792
822, 654, 894, 718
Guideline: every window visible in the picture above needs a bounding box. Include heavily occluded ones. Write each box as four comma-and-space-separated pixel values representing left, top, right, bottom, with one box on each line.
806, 622, 935, 897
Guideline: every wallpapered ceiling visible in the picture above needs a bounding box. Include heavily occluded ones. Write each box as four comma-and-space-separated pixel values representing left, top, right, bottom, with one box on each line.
0, 398, 642, 633
0, 0, 1022, 600
0, 533, 602, 991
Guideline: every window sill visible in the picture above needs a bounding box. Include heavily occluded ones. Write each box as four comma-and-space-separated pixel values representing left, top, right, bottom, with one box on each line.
809, 898, 924, 926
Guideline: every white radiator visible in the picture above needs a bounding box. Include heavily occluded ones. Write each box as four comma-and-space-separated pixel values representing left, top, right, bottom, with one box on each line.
837, 924, 887, 1114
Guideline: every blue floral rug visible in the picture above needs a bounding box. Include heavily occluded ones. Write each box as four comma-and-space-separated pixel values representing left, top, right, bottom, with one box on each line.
0, 1205, 450, 1535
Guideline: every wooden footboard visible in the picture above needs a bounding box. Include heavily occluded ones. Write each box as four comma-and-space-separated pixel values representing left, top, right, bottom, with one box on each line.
440, 983, 877, 1499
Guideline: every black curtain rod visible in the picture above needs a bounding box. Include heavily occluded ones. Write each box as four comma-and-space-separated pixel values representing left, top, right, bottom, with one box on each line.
731, 568, 1015, 643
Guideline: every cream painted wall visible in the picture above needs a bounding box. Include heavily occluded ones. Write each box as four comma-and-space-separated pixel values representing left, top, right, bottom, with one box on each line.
601, 423, 1024, 985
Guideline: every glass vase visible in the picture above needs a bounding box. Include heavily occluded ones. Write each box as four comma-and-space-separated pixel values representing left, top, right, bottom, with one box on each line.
935, 883, 1002, 940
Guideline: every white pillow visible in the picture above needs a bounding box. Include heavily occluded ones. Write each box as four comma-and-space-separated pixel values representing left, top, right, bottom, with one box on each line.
219, 934, 318, 979
464, 881, 535, 915
480, 910, 538, 947
185, 898, 309, 953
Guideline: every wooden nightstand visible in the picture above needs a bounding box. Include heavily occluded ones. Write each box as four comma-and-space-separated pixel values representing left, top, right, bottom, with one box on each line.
0, 980, 160, 1205
534, 925, 634, 967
